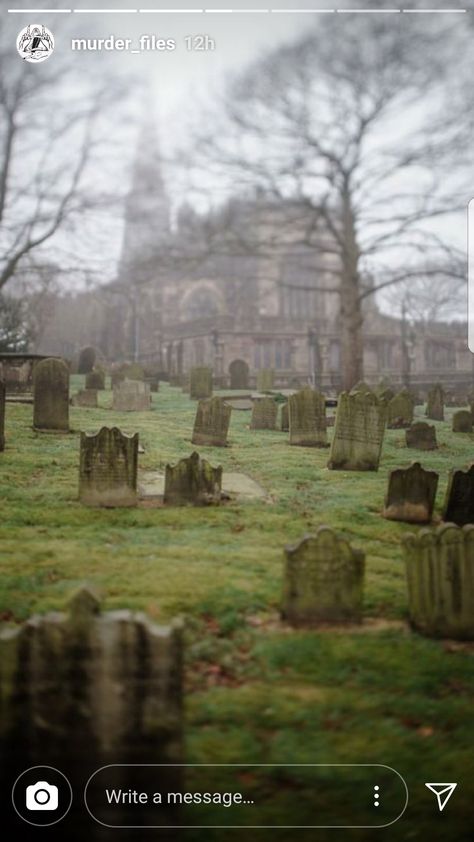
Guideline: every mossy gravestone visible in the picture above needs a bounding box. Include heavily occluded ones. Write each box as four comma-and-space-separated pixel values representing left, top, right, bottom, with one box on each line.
452, 410, 472, 433
72, 388, 98, 408
282, 527, 365, 626
281, 402, 289, 432
164, 451, 222, 505
405, 421, 437, 450
0, 588, 183, 832
113, 379, 151, 411
387, 389, 414, 429
33, 357, 69, 432
190, 366, 213, 400
0, 379, 5, 451
442, 464, 474, 526
85, 367, 105, 390
250, 396, 278, 430
426, 383, 444, 421
257, 368, 274, 392
192, 396, 231, 447
383, 462, 438, 524
288, 386, 327, 447
328, 391, 386, 471
79, 427, 138, 507
403, 524, 474, 639
77, 345, 96, 374
229, 359, 249, 390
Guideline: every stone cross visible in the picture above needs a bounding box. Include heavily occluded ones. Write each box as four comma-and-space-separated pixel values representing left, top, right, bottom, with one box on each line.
190, 367, 213, 400
405, 421, 437, 450
288, 386, 327, 447
383, 461, 438, 524
328, 390, 387, 471
442, 464, 474, 526
403, 524, 474, 639
33, 357, 69, 432
192, 397, 232, 447
282, 527, 365, 626
250, 397, 278, 430
164, 451, 222, 505
79, 426, 138, 507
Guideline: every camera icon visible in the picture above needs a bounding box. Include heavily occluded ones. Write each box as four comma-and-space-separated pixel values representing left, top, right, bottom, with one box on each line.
26, 781, 59, 811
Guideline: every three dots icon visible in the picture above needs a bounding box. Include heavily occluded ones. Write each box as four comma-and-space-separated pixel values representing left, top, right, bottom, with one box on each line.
374, 785, 380, 807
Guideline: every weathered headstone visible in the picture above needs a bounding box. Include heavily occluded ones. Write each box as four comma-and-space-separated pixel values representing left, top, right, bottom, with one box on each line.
0, 379, 5, 451
281, 402, 289, 432
288, 387, 327, 447
33, 357, 69, 432
403, 524, 474, 639
0, 588, 183, 832
383, 462, 438, 524
190, 367, 213, 400
350, 381, 374, 395
282, 527, 365, 626
327, 391, 386, 471
112, 379, 151, 411
71, 388, 98, 408
405, 421, 437, 450
426, 383, 444, 421
452, 410, 472, 433
256, 369, 274, 392
229, 359, 249, 390
250, 396, 278, 430
387, 389, 414, 429
121, 362, 145, 381
79, 427, 138, 507
192, 397, 232, 447
442, 464, 474, 526
85, 367, 105, 390
77, 345, 96, 374
164, 451, 222, 506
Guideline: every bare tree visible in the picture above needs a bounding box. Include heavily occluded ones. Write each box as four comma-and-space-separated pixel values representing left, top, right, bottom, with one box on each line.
187, 13, 471, 389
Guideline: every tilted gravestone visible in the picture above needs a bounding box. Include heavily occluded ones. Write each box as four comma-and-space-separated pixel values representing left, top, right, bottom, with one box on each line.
192, 397, 232, 447
288, 386, 327, 447
256, 369, 274, 392
113, 379, 151, 411
282, 527, 365, 626
405, 421, 437, 451
250, 396, 278, 430
229, 359, 249, 390
85, 367, 105, 390
77, 345, 96, 374
426, 383, 444, 421
79, 427, 138, 507
281, 402, 289, 432
0, 588, 183, 833
33, 357, 69, 432
164, 451, 222, 506
190, 367, 213, 400
403, 524, 474, 639
442, 464, 474, 526
71, 388, 98, 408
452, 410, 472, 433
387, 389, 414, 429
327, 390, 387, 471
0, 379, 5, 451
383, 461, 438, 524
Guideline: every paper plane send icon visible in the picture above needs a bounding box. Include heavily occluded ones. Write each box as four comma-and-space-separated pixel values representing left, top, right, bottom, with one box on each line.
425, 783, 457, 812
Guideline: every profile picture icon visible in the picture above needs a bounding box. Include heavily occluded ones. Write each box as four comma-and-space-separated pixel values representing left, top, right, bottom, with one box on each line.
17, 24, 54, 63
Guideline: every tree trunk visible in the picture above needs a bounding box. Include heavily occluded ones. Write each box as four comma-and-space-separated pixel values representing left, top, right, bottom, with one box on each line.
339, 181, 364, 391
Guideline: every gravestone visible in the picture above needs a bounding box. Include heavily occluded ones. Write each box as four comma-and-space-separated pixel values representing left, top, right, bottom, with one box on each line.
112, 379, 151, 411
164, 451, 222, 506
281, 402, 289, 432
405, 421, 437, 450
77, 345, 96, 374
256, 369, 274, 392
33, 357, 69, 432
442, 464, 474, 526
121, 362, 145, 381
85, 367, 105, 390
288, 386, 327, 447
190, 367, 213, 400
79, 427, 138, 507
327, 391, 386, 471
452, 410, 472, 433
250, 397, 278, 430
282, 527, 365, 626
0, 379, 5, 451
192, 397, 232, 447
426, 383, 444, 421
387, 389, 414, 429
350, 381, 373, 395
229, 359, 249, 390
403, 524, 474, 639
0, 588, 183, 833
71, 388, 98, 408
383, 462, 438, 524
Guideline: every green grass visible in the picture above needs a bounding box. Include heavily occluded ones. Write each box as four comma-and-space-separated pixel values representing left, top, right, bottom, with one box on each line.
1, 380, 473, 839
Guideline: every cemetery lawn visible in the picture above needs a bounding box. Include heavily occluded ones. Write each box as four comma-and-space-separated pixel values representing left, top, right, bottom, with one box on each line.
1, 380, 473, 840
